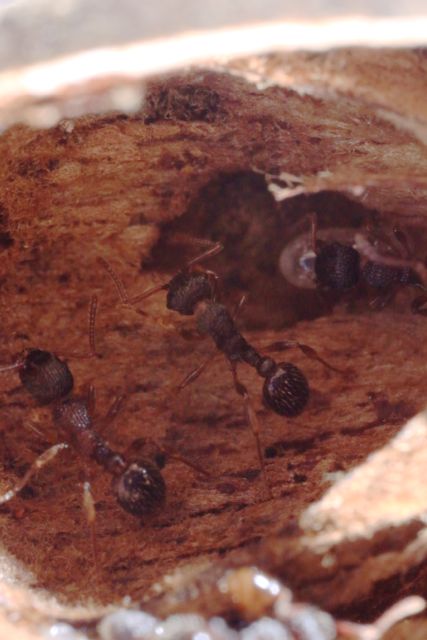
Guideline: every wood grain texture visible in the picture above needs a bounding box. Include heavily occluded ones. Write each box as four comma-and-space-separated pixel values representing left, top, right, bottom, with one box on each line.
0, 56, 426, 639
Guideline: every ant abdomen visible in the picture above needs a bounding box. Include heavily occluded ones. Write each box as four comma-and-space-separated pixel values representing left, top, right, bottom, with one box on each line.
19, 349, 74, 405
362, 261, 419, 289
262, 362, 309, 417
315, 242, 360, 290
112, 460, 166, 516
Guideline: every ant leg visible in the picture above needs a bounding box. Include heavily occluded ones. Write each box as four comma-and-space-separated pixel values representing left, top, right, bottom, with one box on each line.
229, 362, 272, 499
166, 452, 210, 477
161, 443, 210, 478
202, 269, 220, 301
178, 352, 218, 390
82, 479, 99, 581
309, 212, 318, 253
411, 293, 427, 315
369, 287, 396, 311
263, 340, 347, 374
336, 595, 425, 640
296, 342, 347, 374
135, 437, 210, 477
354, 233, 427, 287
96, 394, 126, 436
0, 443, 69, 505
88, 383, 96, 415
391, 226, 413, 258
232, 294, 247, 319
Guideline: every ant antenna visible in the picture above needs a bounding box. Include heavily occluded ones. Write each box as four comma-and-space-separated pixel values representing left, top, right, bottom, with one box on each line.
63, 295, 101, 360
98, 257, 168, 305
0, 359, 25, 373
309, 212, 318, 253
88, 295, 99, 358
186, 242, 224, 268
99, 241, 223, 307
98, 257, 132, 304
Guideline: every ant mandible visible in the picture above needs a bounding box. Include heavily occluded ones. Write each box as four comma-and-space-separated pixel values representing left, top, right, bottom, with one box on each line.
0, 297, 205, 558
100, 241, 342, 495
309, 212, 427, 312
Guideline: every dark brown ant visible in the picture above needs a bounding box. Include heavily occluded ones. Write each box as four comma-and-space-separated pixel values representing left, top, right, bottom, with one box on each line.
309, 213, 427, 312
0, 298, 204, 557
100, 242, 342, 494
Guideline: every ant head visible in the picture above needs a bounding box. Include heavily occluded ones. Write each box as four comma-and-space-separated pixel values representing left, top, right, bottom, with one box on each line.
19, 349, 74, 405
315, 242, 360, 290
166, 271, 213, 315
112, 460, 166, 517
262, 362, 309, 417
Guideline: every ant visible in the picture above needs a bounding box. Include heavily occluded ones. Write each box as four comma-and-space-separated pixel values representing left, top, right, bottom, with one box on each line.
0, 297, 205, 566
100, 241, 342, 495
308, 213, 427, 312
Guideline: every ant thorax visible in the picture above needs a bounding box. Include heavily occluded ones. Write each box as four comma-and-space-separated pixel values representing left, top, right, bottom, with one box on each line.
53, 396, 92, 431
196, 301, 237, 346
52, 396, 100, 458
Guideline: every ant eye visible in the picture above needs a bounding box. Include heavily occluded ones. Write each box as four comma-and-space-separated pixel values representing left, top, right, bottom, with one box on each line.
263, 363, 309, 417
112, 461, 166, 516
315, 242, 360, 290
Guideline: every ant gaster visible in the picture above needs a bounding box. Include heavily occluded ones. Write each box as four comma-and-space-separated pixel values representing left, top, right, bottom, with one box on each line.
100, 242, 341, 494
